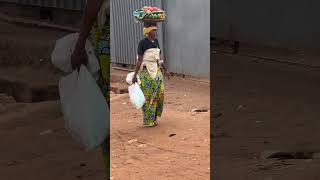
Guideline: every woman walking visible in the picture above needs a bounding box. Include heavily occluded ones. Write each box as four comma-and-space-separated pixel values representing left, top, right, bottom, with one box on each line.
132, 23, 171, 127
71, 0, 110, 179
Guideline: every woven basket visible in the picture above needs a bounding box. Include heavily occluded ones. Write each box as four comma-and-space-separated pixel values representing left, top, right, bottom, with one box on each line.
134, 8, 166, 23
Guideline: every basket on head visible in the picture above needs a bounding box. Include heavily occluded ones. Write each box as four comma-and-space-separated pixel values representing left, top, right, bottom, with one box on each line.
133, 6, 166, 23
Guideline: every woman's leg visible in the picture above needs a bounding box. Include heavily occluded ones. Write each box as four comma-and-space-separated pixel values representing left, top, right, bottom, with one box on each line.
156, 79, 164, 117
98, 73, 110, 179
99, 70, 110, 179
155, 68, 164, 118
93, 23, 110, 179
101, 138, 110, 179
142, 100, 157, 126
140, 68, 157, 126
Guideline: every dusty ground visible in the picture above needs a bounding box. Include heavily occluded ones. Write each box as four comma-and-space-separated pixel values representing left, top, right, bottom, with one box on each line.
0, 21, 210, 180
109, 76, 210, 180
213, 52, 320, 180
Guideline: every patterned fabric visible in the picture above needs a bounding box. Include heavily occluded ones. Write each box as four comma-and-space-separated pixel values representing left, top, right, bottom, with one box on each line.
139, 67, 164, 127
91, 20, 110, 179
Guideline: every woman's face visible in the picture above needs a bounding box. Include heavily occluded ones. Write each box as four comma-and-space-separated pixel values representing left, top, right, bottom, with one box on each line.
148, 29, 157, 40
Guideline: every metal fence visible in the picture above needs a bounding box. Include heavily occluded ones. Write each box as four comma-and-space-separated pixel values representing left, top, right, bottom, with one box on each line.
110, 0, 210, 78
110, 0, 163, 65
163, 0, 210, 78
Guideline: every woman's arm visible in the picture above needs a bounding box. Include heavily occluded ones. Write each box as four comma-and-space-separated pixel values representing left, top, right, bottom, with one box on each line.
161, 62, 171, 79
77, 0, 104, 48
161, 62, 169, 73
132, 55, 143, 84
132, 40, 145, 84
71, 0, 104, 70
159, 52, 171, 79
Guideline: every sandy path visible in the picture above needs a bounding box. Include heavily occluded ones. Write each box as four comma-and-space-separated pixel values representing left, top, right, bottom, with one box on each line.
0, 21, 210, 180
110, 78, 210, 180
0, 78, 210, 180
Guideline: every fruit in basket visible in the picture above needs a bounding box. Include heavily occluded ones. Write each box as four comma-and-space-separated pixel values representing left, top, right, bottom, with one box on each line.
153, 7, 159, 11
134, 6, 165, 22
142, 6, 148, 11
144, 6, 152, 12
143, 6, 161, 12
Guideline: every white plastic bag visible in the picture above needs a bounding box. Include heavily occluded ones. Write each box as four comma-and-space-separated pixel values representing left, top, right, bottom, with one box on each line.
51, 33, 100, 74
128, 83, 145, 109
59, 65, 109, 151
126, 72, 141, 85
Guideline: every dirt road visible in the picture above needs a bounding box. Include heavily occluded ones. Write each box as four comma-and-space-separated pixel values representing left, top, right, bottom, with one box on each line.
0, 21, 210, 180
213, 53, 320, 180
109, 75, 210, 180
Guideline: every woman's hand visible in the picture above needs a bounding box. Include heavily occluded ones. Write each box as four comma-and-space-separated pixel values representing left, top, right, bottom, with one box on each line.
165, 70, 172, 80
132, 74, 138, 84
71, 41, 88, 71
70, 0, 105, 71
160, 61, 171, 80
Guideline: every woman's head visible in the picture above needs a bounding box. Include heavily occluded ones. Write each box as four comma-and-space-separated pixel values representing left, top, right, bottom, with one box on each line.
143, 23, 157, 39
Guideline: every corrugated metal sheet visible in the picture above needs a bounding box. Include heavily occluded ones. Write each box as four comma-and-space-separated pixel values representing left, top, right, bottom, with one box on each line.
163, 0, 210, 78
15, 0, 85, 10
110, 0, 163, 65
110, 0, 209, 77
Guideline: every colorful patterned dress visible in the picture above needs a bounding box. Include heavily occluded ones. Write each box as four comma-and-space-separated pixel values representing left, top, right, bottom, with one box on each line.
140, 67, 164, 126
137, 38, 165, 127
91, 19, 110, 180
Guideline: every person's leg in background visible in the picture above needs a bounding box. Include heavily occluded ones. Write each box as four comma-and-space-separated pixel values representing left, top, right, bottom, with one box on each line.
93, 22, 110, 180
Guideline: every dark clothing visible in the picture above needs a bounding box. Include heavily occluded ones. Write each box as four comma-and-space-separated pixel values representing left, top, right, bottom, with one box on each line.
137, 38, 160, 55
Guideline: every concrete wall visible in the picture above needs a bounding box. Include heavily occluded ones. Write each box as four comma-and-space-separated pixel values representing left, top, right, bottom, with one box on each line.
213, 0, 320, 50
164, 0, 210, 78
